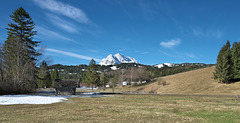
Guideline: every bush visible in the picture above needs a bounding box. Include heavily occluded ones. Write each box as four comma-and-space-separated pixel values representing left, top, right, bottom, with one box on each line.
157, 78, 167, 86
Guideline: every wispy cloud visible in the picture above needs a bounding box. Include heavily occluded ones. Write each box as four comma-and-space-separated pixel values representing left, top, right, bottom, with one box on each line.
185, 53, 197, 59
118, 49, 126, 52
141, 52, 149, 54
192, 27, 223, 39
33, 0, 90, 24
139, 1, 156, 21
159, 50, 174, 57
46, 14, 78, 33
88, 49, 99, 53
46, 48, 101, 62
35, 26, 72, 41
160, 39, 181, 48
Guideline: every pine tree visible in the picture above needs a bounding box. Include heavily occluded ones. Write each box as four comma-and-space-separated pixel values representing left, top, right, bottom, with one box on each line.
231, 42, 240, 80
111, 74, 119, 92
1, 7, 41, 93
84, 59, 99, 91
38, 61, 52, 88
51, 69, 59, 87
214, 41, 233, 83
100, 72, 108, 91
45, 71, 52, 88
78, 75, 82, 88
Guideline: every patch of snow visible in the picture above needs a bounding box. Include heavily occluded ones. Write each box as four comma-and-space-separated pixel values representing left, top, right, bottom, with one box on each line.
110, 66, 118, 70
154, 63, 174, 68
154, 64, 164, 68
0, 95, 68, 105
163, 63, 174, 67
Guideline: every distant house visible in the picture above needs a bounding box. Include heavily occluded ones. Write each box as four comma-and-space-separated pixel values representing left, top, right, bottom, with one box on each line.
54, 79, 78, 95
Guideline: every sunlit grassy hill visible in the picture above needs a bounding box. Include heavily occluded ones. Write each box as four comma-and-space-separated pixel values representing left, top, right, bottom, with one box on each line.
132, 66, 240, 95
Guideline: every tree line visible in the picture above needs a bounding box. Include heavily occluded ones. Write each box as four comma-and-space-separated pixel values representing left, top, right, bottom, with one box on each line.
214, 41, 240, 83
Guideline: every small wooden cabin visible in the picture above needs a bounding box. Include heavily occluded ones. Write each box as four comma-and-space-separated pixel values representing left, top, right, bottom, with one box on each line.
54, 79, 78, 95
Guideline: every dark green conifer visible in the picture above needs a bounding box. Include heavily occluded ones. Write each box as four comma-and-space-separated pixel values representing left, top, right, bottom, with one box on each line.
231, 42, 240, 79
51, 69, 59, 86
214, 41, 233, 83
38, 61, 52, 88
84, 59, 99, 91
100, 72, 108, 91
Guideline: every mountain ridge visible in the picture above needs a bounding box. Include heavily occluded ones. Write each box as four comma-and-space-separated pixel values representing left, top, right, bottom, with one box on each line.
99, 53, 138, 66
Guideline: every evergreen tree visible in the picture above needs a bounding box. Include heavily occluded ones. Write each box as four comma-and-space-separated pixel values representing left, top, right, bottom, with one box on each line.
38, 61, 52, 88
111, 74, 119, 92
1, 7, 41, 93
214, 41, 233, 83
100, 72, 108, 91
231, 42, 240, 79
51, 69, 59, 87
78, 75, 82, 88
85, 59, 99, 91
45, 71, 52, 88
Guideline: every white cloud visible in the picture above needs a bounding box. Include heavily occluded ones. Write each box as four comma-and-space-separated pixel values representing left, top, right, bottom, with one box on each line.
33, 0, 90, 24
160, 39, 181, 48
46, 14, 78, 33
35, 26, 72, 41
46, 48, 101, 62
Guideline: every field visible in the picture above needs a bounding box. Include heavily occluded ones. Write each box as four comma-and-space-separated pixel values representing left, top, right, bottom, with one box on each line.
1, 67, 240, 122
1, 94, 240, 123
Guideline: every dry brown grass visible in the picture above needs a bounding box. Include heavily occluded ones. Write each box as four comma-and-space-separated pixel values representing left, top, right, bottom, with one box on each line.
129, 66, 240, 95
1, 94, 240, 122
2, 67, 240, 122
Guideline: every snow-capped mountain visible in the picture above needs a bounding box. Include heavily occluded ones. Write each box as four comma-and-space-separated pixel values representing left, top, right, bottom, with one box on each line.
154, 63, 174, 68
99, 53, 138, 66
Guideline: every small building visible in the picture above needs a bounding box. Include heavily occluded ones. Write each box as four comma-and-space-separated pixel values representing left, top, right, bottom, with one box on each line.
54, 79, 78, 95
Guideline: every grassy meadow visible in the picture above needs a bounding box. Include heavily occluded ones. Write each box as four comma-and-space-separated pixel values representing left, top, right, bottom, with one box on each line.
1, 94, 240, 123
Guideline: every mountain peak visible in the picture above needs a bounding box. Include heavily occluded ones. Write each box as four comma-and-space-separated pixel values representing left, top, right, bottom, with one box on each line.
115, 53, 121, 55
99, 53, 138, 66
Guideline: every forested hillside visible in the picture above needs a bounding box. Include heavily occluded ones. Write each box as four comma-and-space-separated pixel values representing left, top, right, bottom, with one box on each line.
48, 62, 213, 81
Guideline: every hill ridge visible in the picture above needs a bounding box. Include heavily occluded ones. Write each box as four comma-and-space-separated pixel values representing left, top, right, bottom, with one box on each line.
133, 66, 240, 95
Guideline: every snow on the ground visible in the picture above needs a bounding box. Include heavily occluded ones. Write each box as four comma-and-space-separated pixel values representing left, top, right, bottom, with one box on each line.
110, 66, 118, 70
0, 95, 68, 105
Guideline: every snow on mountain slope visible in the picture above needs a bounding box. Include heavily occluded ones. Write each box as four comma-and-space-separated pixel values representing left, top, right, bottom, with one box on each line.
110, 66, 118, 70
154, 63, 174, 68
99, 53, 138, 66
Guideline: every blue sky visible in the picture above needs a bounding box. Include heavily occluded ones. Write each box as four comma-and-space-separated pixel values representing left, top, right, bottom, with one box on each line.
1, 0, 240, 65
